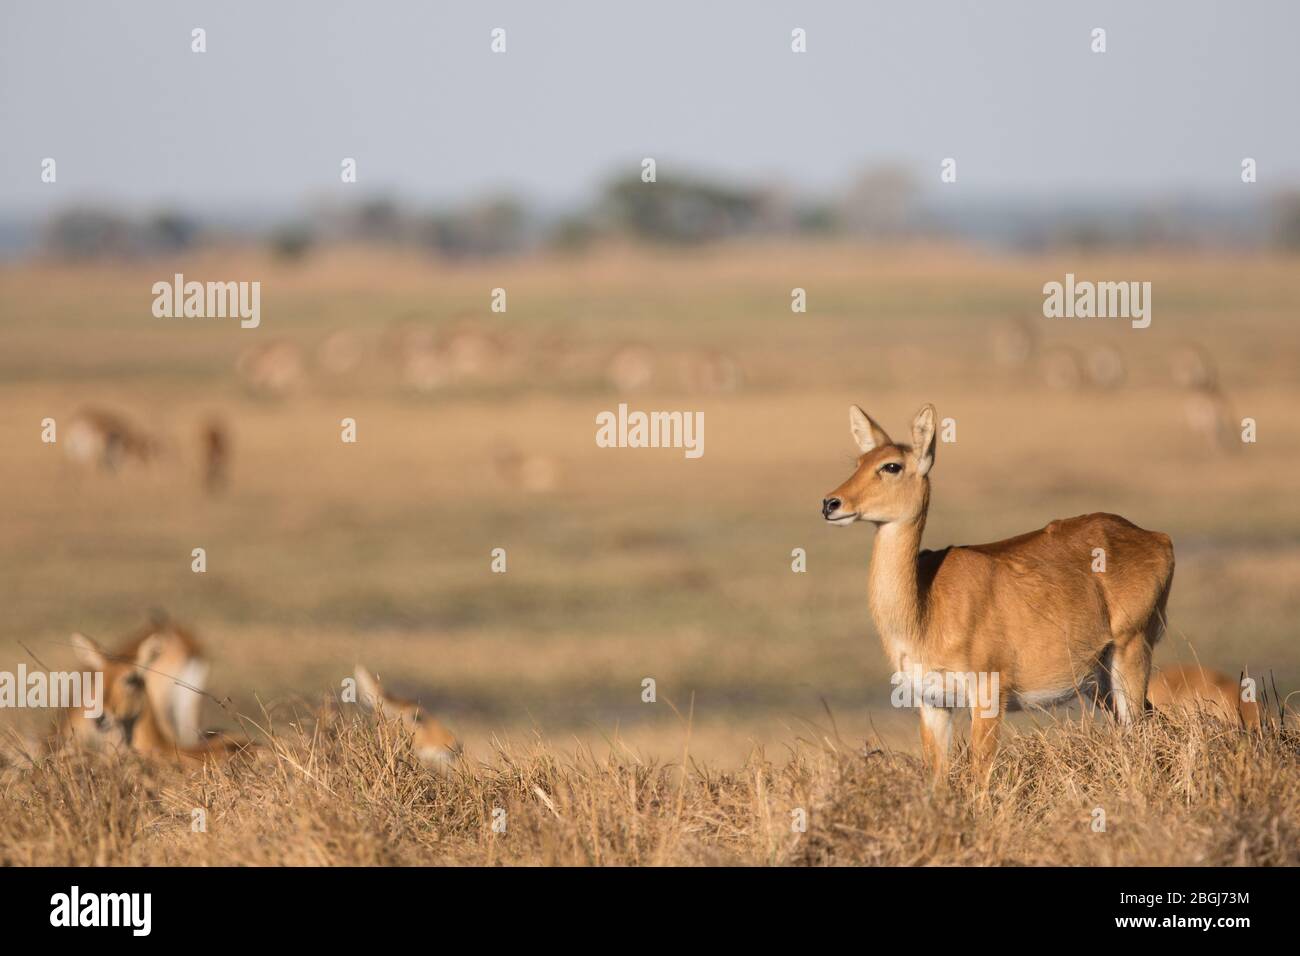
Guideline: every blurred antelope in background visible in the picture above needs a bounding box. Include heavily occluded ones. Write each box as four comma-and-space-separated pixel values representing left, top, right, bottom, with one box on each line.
1082, 344, 1126, 389
989, 315, 1037, 371
1038, 345, 1085, 391
606, 343, 656, 392
678, 350, 743, 393
1170, 343, 1238, 453
440, 327, 506, 380
64, 408, 161, 473
201, 417, 230, 495
989, 318, 1125, 391
236, 340, 305, 396
354, 665, 460, 771
315, 329, 366, 375
822, 404, 1175, 782
392, 323, 506, 392
492, 444, 561, 494
1149, 663, 1261, 731
401, 344, 448, 392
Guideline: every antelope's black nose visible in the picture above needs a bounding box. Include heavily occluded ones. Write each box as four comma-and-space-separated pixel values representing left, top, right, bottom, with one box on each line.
822, 497, 841, 518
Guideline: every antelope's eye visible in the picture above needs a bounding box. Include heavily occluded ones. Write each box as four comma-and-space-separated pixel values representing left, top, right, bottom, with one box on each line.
879, 462, 904, 475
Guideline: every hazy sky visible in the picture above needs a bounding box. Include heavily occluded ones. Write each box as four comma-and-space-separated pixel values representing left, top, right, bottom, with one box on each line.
2, 1, 1298, 214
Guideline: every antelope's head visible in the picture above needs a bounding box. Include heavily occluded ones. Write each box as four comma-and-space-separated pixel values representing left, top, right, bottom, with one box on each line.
822, 404, 936, 527
355, 665, 461, 771
70, 631, 163, 748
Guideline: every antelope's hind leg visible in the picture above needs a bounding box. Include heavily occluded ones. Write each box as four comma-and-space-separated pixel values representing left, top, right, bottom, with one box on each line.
1108, 635, 1153, 724
919, 704, 952, 781
969, 688, 1005, 788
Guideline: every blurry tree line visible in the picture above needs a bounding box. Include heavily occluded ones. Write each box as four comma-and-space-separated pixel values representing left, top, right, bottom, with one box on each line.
35, 165, 1300, 261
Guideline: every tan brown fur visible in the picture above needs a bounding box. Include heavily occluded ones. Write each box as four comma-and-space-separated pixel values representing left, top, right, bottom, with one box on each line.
112, 613, 209, 747
55, 630, 243, 768
64, 408, 160, 472
354, 665, 460, 771
201, 417, 229, 494
1149, 663, 1260, 731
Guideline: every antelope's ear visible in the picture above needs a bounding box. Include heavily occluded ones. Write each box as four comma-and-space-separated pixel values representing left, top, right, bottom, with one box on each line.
849, 406, 892, 454
70, 632, 108, 671
354, 665, 384, 710
911, 404, 937, 477
133, 634, 164, 671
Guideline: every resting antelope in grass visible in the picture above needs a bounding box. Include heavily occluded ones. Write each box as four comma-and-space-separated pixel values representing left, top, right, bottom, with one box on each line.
56, 630, 246, 766
822, 404, 1175, 782
354, 665, 460, 771
1149, 663, 1261, 731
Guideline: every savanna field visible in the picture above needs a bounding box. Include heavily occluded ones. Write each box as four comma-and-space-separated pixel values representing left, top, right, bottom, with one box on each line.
1, 241, 1298, 865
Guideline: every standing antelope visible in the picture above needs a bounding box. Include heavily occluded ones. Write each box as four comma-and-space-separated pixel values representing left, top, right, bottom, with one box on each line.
354, 665, 461, 771
822, 404, 1175, 781
201, 417, 230, 495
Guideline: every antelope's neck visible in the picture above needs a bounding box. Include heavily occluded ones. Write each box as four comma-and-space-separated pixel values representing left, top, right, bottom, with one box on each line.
867, 518, 926, 665
130, 706, 171, 754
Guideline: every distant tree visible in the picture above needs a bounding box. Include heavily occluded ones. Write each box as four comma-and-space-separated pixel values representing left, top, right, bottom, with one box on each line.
839, 164, 919, 238
146, 210, 201, 252
41, 207, 130, 259
417, 196, 528, 258
599, 173, 763, 243
1272, 191, 1300, 249
269, 224, 314, 261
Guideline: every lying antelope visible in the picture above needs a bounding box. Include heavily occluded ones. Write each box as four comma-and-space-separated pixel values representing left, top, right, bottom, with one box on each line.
115, 614, 210, 747
1148, 663, 1260, 731
64, 408, 160, 472
56, 630, 245, 766
354, 665, 460, 771
823, 404, 1175, 781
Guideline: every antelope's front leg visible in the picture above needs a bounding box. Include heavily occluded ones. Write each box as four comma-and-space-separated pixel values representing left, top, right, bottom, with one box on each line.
919, 704, 952, 781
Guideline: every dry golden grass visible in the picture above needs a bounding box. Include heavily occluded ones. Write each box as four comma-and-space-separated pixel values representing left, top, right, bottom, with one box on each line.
3, 703, 1296, 866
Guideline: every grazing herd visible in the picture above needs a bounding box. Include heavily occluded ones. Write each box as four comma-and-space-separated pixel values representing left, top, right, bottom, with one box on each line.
60, 317, 744, 500
989, 319, 1243, 452
231, 320, 745, 400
